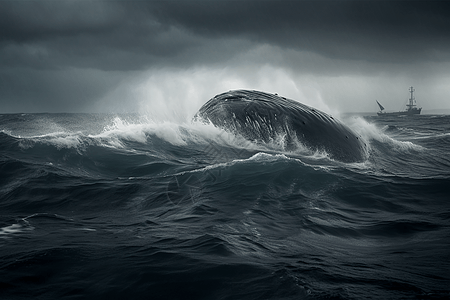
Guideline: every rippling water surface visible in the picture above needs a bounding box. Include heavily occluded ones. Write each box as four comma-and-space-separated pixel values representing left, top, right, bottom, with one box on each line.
1, 113, 449, 299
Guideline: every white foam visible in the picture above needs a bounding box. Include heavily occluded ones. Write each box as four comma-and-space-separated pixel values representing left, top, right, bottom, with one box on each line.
180, 152, 333, 178
17, 117, 192, 151
99, 117, 149, 144
344, 116, 424, 152
48, 133, 85, 150
0, 224, 23, 235
16, 131, 85, 150
93, 117, 235, 148
1, 129, 13, 136
0, 223, 32, 239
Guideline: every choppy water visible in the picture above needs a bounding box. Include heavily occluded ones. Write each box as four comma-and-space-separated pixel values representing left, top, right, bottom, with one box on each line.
1, 112, 449, 299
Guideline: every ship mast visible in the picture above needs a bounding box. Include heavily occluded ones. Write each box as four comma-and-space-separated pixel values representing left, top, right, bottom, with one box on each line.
407, 86, 416, 110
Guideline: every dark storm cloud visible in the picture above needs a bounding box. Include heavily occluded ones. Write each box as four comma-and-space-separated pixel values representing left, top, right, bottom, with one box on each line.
0, 1, 204, 71
2, 0, 450, 71
147, 0, 450, 63
1, 0, 450, 112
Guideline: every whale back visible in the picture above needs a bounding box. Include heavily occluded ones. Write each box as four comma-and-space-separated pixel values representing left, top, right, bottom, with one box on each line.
194, 90, 366, 162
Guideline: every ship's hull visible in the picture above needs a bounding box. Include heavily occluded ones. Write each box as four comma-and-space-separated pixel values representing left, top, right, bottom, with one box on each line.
377, 108, 422, 116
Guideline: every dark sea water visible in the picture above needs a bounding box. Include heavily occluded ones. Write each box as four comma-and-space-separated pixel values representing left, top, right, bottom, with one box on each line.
0, 112, 449, 299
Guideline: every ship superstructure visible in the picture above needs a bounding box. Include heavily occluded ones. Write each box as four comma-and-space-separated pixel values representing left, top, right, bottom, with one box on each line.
377, 87, 422, 116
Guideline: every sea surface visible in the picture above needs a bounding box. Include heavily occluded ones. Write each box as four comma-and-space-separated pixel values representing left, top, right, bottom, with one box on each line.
0, 112, 449, 299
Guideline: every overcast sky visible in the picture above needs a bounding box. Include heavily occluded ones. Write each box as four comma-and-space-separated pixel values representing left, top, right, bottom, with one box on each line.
1, 0, 450, 116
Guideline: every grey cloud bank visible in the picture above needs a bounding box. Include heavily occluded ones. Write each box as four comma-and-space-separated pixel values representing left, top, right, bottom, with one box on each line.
1, 0, 450, 113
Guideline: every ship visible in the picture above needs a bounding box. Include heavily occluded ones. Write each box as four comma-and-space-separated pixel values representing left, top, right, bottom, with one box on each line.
377, 86, 422, 116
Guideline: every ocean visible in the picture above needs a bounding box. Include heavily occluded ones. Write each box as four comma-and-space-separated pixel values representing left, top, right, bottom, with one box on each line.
0, 111, 449, 299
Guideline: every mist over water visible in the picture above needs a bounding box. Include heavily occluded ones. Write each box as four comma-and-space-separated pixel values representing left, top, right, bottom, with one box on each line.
92, 66, 337, 118
0, 99, 449, 299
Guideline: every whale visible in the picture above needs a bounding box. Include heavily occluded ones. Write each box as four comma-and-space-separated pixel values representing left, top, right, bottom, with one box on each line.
193, 90, 367, 163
